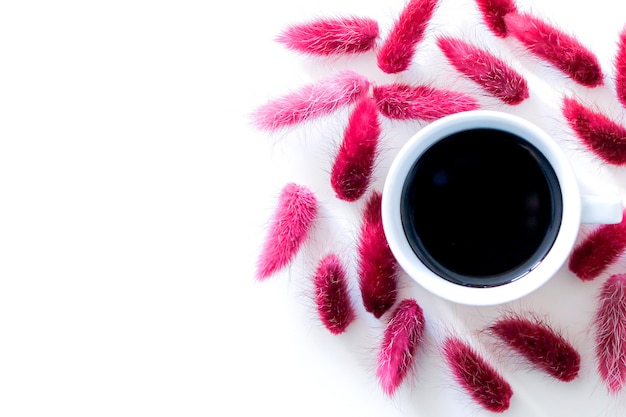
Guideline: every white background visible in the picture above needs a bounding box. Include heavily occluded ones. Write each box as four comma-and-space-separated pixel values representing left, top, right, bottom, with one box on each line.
1, 0, 626, 416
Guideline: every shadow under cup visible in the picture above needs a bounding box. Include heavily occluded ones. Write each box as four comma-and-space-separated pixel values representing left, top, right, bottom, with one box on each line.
400, 128, 563, 288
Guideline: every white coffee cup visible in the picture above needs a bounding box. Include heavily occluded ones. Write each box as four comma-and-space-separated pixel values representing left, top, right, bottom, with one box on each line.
382, 111, 623, 306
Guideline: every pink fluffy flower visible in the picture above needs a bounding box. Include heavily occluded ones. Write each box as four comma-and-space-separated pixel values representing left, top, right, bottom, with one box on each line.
489, 314, 580, 382
373, 83, 479, 121
252, 71, 370, 132
443, 337, 513, 413
437, 36, 529, 105
277, 16, 379, 56
256, 183, 318, 280
562, 97, 626, 166
330, 95, 381, 201
313, 254, 356, 335
615, 27, 626, 108
568, 209, 626, 281
475, 0, 517, 37
594, 274, 626, 393
505, 12, 604, 87
357, 191, 399, 318
377, 0, 440, 74
376, 299, 426, 395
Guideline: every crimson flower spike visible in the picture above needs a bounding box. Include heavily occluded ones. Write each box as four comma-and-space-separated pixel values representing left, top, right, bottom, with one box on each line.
568, 209, 626, 281
331, 95, 381, 202
505, 12, 604, 87
562, 97, 626, 166
256, 183, 318, 280
276, 16, 379, 56
488, 314, 580, 382
443, 337, 513, 413
357, 191, 399, 318
615, 27, 626, 108
376, 299, 426, 396
252, 71, 370, 132
475, 0, 518, 38
437, 36, 529, 105
373, 83, 479, 121
376, 0, 440, 74
313, 254, 356, 335
594, 274, 626, 394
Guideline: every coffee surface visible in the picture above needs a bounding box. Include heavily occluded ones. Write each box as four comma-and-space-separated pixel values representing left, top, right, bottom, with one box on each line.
401, 129, 562, 287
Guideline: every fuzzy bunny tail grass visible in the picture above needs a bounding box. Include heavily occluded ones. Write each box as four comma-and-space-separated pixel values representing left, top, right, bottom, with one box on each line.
488, 314, 580, 382
505, 12, 604, 87
256, 183, 318, 280
568, 209, 626, 281
277, 16, 379, 56
376, 0, 440, 74
595, 274, 626, 394
437, 36, 529, 105
373, 83, 479, 121
357, 191, 399, 318
252, 71, 370, 132
475, 0, 517, 38
443, 337, 513, 413
376, 299, 426, 395
331, 95, 381, 201
562, 97, 626, 166
313, 254, 356, 335
615, 27, 626, 108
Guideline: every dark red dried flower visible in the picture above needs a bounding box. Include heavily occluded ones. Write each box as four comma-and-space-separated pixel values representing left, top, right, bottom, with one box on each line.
376, 299, 426, 395
357, 191, 399, 318
252, 71, 369, 132
475, 0, 517, 37
313, 254, 356, 335
331, 95, 381, 201
373, 83, 479, 121
489, 314, 580, 382
595, 274, 626, 393
376, 0, 440, 74
563, 97, 626, 166
568, 209, 626, 281
256, 183, 318, 280
505, 12, 604, 87
277, 16, 379, 56
443, 337, 513, 413
438, 36, 529, 105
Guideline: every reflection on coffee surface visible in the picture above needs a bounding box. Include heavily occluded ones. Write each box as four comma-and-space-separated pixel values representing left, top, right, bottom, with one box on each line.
401, 129, 562, 287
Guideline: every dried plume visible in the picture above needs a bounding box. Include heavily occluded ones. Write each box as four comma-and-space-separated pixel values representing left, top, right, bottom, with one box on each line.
256, 183, 318, 280
330, 95, 381, 201
488, 314, 580, 382
475, 0, 518, 37
443, 337, 513, 413
568, 209, 626, 281
594, 274, 626, 393
313, 254, 356, 335
615, 27, 626, 108
357, 191, 399, 318
252, 71, 370, 132
505, 12, 604, 87
277, 16, 379, 56
373, 83, 479, 121
437, 36, 529, 105
376, 299, 426, 395
563, 97, 626, 166
376, 0, 440, 74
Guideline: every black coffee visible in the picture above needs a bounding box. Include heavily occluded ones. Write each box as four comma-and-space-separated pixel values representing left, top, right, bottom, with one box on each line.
401, 129, 562, 287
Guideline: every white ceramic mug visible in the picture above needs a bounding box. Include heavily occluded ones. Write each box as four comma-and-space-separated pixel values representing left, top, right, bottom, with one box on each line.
382, 111, 623, 306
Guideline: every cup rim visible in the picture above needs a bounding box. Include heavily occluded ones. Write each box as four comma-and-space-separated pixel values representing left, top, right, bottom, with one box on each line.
382, 110, 581, 306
